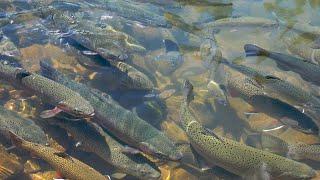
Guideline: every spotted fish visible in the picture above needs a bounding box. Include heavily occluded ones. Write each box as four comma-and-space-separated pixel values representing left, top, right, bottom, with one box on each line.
180, 80, 316, 179
40, 61, 182, 161
0, 62, 94, 119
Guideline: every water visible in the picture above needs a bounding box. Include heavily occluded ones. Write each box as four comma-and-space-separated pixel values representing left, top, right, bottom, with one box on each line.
0, 0, 320, 179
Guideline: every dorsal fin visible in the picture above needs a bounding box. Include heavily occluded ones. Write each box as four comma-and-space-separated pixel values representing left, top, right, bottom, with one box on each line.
15, 69, 31, 80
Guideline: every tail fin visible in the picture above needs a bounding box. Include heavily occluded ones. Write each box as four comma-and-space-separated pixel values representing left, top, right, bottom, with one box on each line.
40, 60, 59, 81
8, 131, 23, 147
182, 80, 194, 105
244, 44, 269, 57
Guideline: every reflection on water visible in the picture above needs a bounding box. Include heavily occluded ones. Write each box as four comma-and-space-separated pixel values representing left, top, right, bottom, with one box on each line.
0, 0, 320, 179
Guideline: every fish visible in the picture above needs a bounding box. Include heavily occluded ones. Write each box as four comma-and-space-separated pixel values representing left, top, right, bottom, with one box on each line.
0, 145, 23, 179
9, 131, 110, 180
0, 33, 20, 58
207, 80, 227, 106
220, 64, 319, 134
200, 37, 222, 68
110, 61, 155, 90
221, 59, 320, 114
164, 12, 201, 34
40, 60, 182, 161
202, 16, 279, 31
51, 118, 160, 180
247, 132, 320, 162
152, 39, 184, 75
0, 106, 47, 145
283, 33, 320, 65
175, 0, 233, 6
179, 80, 316, 179
90, 0, 171, 28
0, 62, 94, 119
244, 44, 320, 86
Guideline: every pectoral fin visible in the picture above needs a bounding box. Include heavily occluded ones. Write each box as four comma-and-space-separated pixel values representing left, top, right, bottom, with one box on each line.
40, 107, 62, 119
121, 146, 141, 154
111, 172, 127, 179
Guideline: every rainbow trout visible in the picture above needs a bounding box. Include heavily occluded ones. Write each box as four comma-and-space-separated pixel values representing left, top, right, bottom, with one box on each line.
219, 64, 318, 134
9, 131, 110, 180
221, 60, 320, 114
0, 62, 94, 119
244, 44, 320, 86
40, 61, 182, 161
91, 0, 171, 28
52, 119, 160, 179
0, 106, 47, 145
180, 80, 316, 179
247, 132, 320, 162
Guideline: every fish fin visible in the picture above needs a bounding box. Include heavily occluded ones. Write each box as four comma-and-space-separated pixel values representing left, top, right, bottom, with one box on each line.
203, 128, 223, 142
244, 44, 269, 57
15, 69, 31, 80
121, 146, 141, 155
182, 80, 194, 105
39, 107, 62, 119
82, 50, 98, 56
163, 39, 180, 52
111, 172, 127, 179
8, 131, 24, 147
244, 112, 259, 119
105, 175, 112, 180
4, 145, 16, 151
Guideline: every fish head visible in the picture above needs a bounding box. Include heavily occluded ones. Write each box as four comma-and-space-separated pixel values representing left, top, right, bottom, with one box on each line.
57, 101, 95, 118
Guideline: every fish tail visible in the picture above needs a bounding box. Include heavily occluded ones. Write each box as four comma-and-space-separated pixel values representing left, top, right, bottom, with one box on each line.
40, 60, 59, 81
244, 44, 269, 57
182, 80, 194, 105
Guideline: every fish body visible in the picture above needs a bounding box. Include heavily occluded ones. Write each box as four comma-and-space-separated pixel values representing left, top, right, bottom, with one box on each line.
111, 61, 154, 90
40, 61, 182, 161
180, 80, 316, 179
53, 119, 160, 180
0, 106, 47, 145
247, 133, 320, 162
221, 65, 319, 134
244, 44, 320, 86
222, 60, 320, 112
0, 62, 94, 118
202, 16, 278, 30
151, 39, 184, 75
94, 0, 171, 28
9, 132, 109, 180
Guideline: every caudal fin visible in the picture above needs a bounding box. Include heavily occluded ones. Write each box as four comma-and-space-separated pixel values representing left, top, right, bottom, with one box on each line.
182, 80, 194, 105
244, 44, 269, 57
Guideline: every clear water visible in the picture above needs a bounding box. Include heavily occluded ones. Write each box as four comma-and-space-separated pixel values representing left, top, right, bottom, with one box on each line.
0, 0, 320, 179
